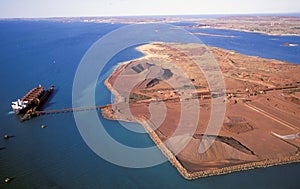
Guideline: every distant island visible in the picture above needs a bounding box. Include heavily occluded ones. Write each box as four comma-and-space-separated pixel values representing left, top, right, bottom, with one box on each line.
101, 42, 300, 179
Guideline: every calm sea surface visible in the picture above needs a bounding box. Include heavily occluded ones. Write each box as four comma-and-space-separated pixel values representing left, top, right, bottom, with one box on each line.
0, 20, 300, 189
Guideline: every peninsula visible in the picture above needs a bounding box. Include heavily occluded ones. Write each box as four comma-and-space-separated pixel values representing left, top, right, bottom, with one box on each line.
102, 42, 300, 179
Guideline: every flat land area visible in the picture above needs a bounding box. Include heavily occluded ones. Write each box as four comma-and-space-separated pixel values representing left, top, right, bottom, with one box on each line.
187, 16, 300, 36
102, 42, 300, 179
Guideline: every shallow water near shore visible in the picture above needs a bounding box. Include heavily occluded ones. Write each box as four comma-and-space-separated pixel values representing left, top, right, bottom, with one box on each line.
0, 20, 300, 188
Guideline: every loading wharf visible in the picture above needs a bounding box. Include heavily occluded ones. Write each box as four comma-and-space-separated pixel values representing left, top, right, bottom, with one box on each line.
12, 85, 109, 122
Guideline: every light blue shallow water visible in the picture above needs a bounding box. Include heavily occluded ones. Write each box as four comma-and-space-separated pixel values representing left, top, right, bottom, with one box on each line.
188, 28, 300, 64
0, 20, 300, 189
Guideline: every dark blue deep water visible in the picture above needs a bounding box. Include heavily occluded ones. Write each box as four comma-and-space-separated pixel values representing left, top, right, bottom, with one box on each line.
0, 21, 300, 189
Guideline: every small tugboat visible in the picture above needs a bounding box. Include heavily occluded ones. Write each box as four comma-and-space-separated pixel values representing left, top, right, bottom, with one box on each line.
4, 177, 12, 183
3, 135, 9, 140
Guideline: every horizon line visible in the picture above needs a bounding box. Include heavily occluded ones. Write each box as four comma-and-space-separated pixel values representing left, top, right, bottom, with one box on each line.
1, 12, 300, 20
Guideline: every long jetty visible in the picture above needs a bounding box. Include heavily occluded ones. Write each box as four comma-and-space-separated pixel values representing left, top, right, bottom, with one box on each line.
20, 105, 109, 121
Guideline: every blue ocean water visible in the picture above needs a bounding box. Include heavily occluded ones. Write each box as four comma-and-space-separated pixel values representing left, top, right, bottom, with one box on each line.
0, 20, 300, 189
188, 28, 300, 64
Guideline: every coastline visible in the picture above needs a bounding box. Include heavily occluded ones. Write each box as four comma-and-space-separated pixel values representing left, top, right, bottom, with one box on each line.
194, 26, 300, 37
101, 42, 300, 180
5, 15, 300, 37
192, 32, 237, 38
2, 19, 300, 189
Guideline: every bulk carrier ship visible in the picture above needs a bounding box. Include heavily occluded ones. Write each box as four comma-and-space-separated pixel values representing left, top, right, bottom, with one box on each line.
11, 85, 54, 115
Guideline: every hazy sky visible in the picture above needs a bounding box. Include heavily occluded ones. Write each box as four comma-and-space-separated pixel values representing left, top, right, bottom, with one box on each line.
0, 0, 300, 18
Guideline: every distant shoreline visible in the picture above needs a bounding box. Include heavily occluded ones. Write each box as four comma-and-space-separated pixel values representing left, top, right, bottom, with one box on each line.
192, 32, 237, 38
192, 26, 300, 37
1, 15, 300, 37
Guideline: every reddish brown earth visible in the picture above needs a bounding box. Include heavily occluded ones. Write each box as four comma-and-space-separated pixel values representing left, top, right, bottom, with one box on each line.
102, 42, 300, 179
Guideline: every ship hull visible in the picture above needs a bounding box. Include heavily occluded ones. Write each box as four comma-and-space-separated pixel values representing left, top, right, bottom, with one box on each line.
11, 85, 54, 115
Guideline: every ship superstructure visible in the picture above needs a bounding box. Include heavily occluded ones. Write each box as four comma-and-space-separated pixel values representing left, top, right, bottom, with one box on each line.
11, 85, 54, 116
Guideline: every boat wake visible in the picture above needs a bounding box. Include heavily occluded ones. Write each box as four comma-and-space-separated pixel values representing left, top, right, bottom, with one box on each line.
8, 111, 15, 115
